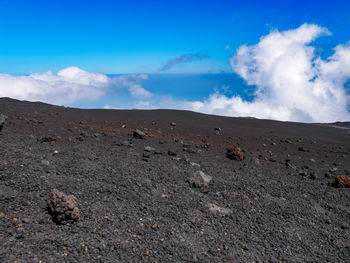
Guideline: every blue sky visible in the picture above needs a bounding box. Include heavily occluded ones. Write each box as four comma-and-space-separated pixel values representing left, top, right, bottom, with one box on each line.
0, 0, 349, 74
0, 0, 350, 122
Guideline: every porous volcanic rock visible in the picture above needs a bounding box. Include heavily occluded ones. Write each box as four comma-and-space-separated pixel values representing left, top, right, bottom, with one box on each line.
329, 175, 350, 188
47, 189, 80, 225
226, 147, 244, 160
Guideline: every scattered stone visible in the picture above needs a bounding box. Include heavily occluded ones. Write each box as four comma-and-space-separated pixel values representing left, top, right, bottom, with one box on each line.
207, 203, 231, 215
214, 127, 222, 135
47, 189, 80, 225
226, 147, 244, 161
329, 167, 338, 173
189, 162, 201, 168
122, 124, 126, 128
94, 133, 103, 138
0, 114, 7, 131
298, 170, 308, 176
285, 159, 297, 170
168, 150, 177, 156
328, 176, 350, 188
183, 147, 196, 154
144, 146, 155, 152
143, 153, 151, 158
170, 122, 177, 127
39, 136, 57, 144
189, 171, 212, 188
309, 158, 316, 163
309, 172, 317, 180
80, 131, 88, 137
298, 146, 309, 152
159, 140, 165, 144
79, 121, 87, 125
133, 129, 145, 139
41, 160, 50, 166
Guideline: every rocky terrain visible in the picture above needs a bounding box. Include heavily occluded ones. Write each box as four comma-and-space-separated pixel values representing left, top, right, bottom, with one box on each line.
0, 97, 349, 262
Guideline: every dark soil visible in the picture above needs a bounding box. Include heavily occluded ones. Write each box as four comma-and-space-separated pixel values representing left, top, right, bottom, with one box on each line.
0, 97, 349, 262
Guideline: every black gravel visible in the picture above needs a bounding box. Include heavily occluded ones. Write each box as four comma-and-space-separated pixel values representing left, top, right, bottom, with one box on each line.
0, 98, 349, 262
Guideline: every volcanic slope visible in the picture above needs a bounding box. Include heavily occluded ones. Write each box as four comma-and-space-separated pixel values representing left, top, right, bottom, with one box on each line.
0, 98, 349, 262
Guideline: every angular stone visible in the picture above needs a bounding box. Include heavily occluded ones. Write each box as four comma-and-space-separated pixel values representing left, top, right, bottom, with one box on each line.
189, 171, 212, 188
133, 129, 145, 139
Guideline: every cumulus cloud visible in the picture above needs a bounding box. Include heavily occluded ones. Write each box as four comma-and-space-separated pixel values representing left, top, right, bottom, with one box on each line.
0, 67, 152, 105
161, 53, 207, 71
112, 74, 152, 98
188, 24, 350, 122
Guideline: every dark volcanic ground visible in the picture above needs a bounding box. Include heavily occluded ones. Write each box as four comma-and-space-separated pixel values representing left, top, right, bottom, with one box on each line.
0, 98, 349, 262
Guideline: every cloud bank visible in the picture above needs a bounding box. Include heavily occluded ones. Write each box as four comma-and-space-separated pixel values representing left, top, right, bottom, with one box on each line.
161, 53, 207, 71
188, 24, 350, 122
0, 67, 151, 105
1, 24, 349, 123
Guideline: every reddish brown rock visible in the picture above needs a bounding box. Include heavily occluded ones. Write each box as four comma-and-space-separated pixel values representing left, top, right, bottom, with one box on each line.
328, 176, 350, 188
226, 147, 244, 161
47, 189, 80, 225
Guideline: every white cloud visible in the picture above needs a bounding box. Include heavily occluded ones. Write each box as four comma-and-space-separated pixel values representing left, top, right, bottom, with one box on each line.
0, 67, 152, 104
187, 24, 350, 122
132, 24, 350, 122
112, 74, 152, 98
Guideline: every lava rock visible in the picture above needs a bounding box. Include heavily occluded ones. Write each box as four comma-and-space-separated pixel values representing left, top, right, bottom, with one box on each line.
39, 136, 56, 144
207, 203, 231, 215
94, 133, 103, 138
183, 147, 196, 154
144, 146, 155, 152
41, 160, 50, 166
47, 189, 80, 225
226, 147, 244, 161
298, 146, 309, 152
133, 129, 145, 139
0, 114, 7, 131
328, 176, 350, 188
189, 171, 212, 188
168, 150, 177, 156
80, 131, 88, 137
